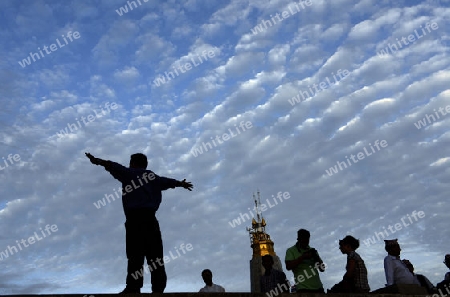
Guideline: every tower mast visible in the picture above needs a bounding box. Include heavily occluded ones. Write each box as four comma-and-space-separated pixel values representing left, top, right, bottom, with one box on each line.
247, 190, 284, 292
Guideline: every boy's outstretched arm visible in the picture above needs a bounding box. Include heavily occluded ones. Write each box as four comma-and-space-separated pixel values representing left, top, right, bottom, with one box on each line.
179, 179, 193, 191
85, 152, 110, 167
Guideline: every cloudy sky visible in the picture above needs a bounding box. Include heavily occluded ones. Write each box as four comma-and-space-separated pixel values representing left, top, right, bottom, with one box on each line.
1, 0, 450, 294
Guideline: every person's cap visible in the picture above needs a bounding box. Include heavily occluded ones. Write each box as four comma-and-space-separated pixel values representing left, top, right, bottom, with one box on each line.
384, 239, 398, 247
445, 254, 450, 261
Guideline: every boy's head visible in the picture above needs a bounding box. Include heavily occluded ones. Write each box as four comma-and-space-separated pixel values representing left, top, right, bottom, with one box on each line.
130, 153, 148, 169
201, 269, 213, 285
262, 254, 274, 270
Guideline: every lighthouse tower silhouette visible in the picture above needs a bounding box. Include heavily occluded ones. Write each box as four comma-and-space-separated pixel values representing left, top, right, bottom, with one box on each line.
247, 190, 285, 292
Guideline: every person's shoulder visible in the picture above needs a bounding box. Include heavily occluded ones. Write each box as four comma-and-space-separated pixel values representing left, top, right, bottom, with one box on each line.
144, 169, 157, 179
108, 161, 126, 169
105, 161, 132, 175
286, 244, 297, 252
348, 250, 360, 259
416, 273, 426, 279
285, 245, 299, 260
212, 284, 225, 292
307, 246, 319, 253
273, 268, 285, 274
274, 269, 287, 279
384, 255, 394, 266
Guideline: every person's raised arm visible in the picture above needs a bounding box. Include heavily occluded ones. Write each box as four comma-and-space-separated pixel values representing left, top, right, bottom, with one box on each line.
85, 152, 110, 167
157, 175, 194, 191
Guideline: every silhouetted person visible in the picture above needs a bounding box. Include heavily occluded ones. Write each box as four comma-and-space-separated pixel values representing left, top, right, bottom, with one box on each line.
260, 254, 290, 294
329, 235, 370, 293
436, 254, 450, 293
402, 259, 436, 294
199, 269, 225, 292
285, 229, 325, 293
85, 152, 193, 294
383, 239, 419, 286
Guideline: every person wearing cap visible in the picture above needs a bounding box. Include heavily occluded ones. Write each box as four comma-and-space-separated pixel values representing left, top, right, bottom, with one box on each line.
383, 239, 420, 286
285, 229, 326, 293
329, 235, 370, 293
436, 254, 450, 292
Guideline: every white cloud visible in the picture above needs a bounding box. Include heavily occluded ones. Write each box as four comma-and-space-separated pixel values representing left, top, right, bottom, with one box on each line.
1, 0, 450, 294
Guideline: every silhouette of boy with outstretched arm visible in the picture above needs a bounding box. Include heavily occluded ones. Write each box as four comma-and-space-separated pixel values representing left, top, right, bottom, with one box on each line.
85, 152, 193, 294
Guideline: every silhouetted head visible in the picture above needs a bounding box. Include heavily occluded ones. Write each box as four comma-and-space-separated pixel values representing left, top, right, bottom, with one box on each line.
444, 254, 450, 269
201, 269, 213, 286
297, 229, 310, 248
339, 235, 360, 254
384, 239, 401, 256
129, 153, 148, 169
262, 254, 274, 271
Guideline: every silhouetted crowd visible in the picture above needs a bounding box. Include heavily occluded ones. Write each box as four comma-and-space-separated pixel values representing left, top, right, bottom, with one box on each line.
86, 153, 447, 294
259, 229, 450, 295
